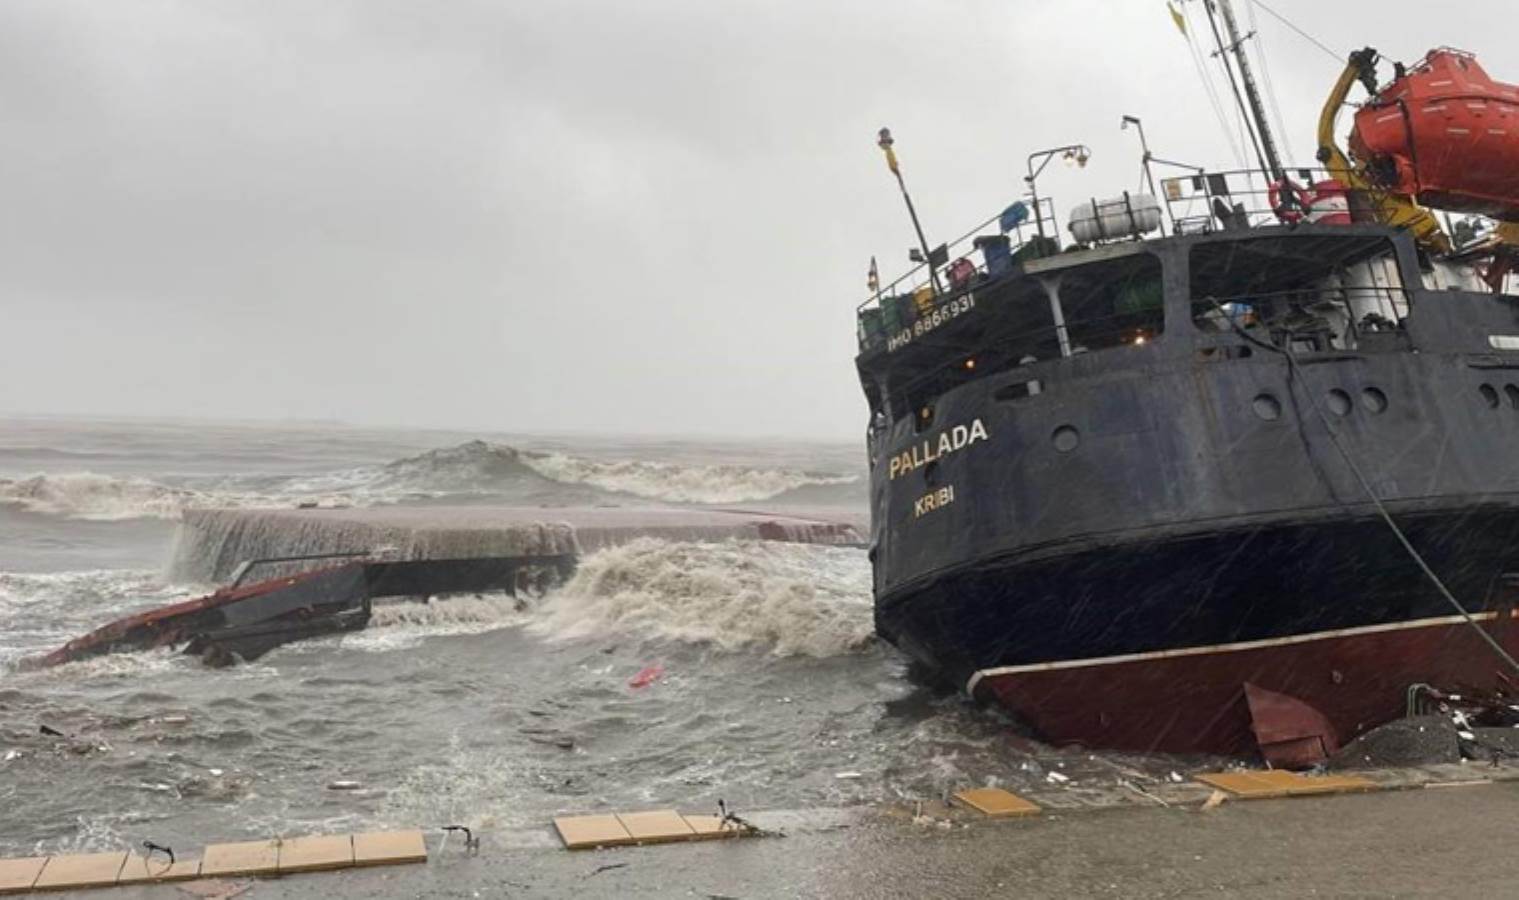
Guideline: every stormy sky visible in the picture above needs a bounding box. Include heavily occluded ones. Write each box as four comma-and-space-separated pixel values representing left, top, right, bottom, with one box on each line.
0, 1, 1511, 439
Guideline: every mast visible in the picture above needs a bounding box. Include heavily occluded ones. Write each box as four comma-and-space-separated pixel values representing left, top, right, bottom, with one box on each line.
1213, 0, 1285, 181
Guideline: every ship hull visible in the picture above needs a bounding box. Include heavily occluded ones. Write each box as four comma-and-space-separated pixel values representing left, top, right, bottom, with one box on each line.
876, 508, 1519, 755
971, 611, 1519, 756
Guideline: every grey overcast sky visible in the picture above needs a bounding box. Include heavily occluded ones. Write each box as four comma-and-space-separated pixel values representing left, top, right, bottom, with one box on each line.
0, 1, 1512, 439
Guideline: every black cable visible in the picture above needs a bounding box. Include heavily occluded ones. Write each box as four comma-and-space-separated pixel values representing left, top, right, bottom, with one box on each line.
1249, 0, 1343, 64
441, 824, 479, 851
142, 841, 175, 866
1210, 299, 1519, 674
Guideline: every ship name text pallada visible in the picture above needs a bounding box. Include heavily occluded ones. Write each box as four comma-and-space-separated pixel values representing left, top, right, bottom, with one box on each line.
888, 419, 990, 480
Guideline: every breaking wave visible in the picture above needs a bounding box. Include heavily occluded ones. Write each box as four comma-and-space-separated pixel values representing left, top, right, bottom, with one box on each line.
0, 474, 205, 521
519, 452, 858, 504
530, 538, 874, 657
0, 440, 861, 521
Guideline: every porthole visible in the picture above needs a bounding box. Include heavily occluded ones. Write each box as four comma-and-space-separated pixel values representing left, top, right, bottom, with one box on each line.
1506, 384, 1519, 410
1480, 383, 1500, 408
1361, 387, 1388, 414
1252, 393, 1282, 421
1326, 389, 1352, 417
1052, 425, 1080, 453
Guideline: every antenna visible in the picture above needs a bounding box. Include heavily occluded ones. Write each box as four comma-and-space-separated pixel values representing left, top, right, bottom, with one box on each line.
1215, 0, 1284, 181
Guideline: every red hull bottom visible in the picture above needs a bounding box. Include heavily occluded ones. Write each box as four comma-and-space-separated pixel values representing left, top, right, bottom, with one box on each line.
968, 611, 1519, 757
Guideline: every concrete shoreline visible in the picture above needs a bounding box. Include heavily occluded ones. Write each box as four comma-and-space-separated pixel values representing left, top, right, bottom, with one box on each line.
43, 764, 1518, 898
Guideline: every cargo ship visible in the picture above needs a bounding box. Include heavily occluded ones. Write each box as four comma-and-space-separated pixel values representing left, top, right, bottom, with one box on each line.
856, 18, 1519, 765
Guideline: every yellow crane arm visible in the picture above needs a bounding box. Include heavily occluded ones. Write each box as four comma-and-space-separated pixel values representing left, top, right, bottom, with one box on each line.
1316, 47, 1451, 254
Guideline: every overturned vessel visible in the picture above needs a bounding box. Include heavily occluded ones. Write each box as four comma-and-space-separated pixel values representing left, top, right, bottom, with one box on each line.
33, 552, 576, 668
856, 34, 1519, 763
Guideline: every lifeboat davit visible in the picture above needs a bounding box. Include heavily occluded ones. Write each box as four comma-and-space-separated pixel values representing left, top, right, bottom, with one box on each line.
1351, 49, 1519, 222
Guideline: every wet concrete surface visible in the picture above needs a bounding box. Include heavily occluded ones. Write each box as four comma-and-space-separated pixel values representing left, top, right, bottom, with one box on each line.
72, 781, 1519, 899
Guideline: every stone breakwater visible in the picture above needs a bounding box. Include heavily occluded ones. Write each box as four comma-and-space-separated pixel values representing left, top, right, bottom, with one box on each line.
169, 505, 867, 582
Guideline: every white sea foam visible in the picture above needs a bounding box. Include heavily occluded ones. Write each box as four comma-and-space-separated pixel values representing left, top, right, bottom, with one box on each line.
0, 569, 180, 616
530, 538, 874, 657
0, 473, 206, 521
0, 440, 860, 521
519, 451, 858, 504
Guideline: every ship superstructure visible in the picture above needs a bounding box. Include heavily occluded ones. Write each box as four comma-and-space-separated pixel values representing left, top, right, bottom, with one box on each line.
855, 24, 1519, 763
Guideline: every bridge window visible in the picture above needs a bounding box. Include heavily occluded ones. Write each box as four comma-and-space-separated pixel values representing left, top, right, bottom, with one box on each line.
1189, 235, 1402, 351
1048, 252, 1165, 354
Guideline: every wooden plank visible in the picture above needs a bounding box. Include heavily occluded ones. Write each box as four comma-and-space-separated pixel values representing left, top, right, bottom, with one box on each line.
616, 810, 696, 844
200, 840, 279, 878
553, 815, 636, 850
952, 787, 1042, 818
0, 857, 48, 896
116, 854, 203, 885
276, 834, 354, 874
1196, 771, 1291, 798
31, 851, 127, 891
1197, 770, 1378, 799
681, 814, 738, 841
352, 831, 427, 867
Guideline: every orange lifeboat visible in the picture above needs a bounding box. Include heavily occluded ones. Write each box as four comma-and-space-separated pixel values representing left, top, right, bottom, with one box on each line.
1351, 49, 1519, 221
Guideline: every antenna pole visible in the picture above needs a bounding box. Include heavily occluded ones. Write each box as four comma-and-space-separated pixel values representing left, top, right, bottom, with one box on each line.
1215, 0, 1284, 181
877, 128, 944, 295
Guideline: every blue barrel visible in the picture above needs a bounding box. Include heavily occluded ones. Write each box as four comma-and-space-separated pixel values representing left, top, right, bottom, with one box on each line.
974, 235, 1013, 278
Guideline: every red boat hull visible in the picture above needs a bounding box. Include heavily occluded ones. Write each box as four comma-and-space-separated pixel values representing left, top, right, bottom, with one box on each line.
969, 610, 1519, 756
1352, 49, 1519, 221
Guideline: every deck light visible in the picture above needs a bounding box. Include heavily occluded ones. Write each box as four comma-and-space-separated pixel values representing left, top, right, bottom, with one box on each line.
965, 358, 977, 370
1026, 143, 1094, 241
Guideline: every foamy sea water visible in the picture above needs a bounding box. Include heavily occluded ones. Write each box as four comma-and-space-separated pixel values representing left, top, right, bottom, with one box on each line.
0, 417, 1194, 857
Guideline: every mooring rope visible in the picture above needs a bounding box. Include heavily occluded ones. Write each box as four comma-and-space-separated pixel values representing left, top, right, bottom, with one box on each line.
1210, 298, 1519, 675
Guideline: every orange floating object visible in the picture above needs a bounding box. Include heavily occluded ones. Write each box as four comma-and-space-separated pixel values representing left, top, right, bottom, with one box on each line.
628, 663, 664, 689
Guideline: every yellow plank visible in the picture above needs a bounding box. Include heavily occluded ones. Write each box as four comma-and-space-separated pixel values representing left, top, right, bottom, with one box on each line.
200, 839, 279, 878
116, 854, 203, 885
1308, 774, 1376, 794
553, 815, 636, 850
31, 851, 127, 891
0, 857, 48, 896
616, 810, 696, 844
277, 834, 354, 874
681, 814, 737, 841
1195, 771, 1291, 798
952, 787, 1042, 818
352, 831, 428, 867
1197, 770, 1378, 799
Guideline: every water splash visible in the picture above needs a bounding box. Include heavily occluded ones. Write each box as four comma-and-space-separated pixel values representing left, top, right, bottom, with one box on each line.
531, 539, 874, 657
0, 474, 203, 521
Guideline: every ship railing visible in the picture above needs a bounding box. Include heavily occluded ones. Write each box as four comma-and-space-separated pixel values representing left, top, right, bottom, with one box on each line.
1161, 166, 1388, 237
857, 197, 1060, 353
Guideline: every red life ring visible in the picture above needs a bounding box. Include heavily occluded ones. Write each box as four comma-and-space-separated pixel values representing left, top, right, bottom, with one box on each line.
1269, 179, 1312, 224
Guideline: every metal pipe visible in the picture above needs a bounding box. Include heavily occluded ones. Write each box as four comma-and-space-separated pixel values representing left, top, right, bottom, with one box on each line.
1042, 276, 1072, 357
1216, 0, 1284, 181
